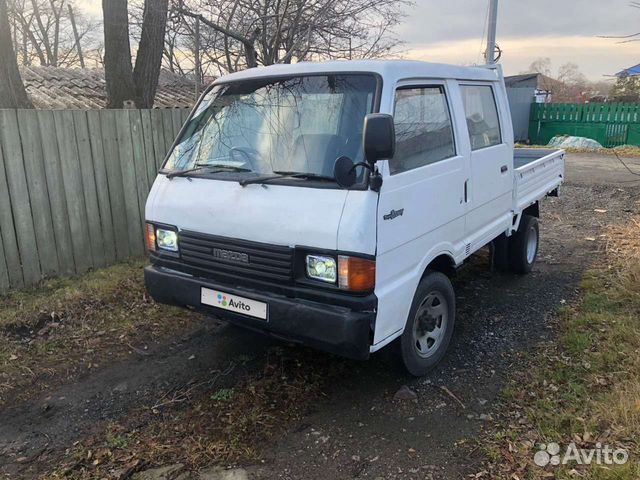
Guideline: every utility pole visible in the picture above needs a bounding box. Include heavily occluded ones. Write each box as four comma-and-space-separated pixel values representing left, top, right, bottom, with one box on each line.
485, 0, 499, 64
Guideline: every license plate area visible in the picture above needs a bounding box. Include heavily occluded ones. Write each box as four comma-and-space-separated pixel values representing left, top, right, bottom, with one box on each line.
201, 287, 268, 320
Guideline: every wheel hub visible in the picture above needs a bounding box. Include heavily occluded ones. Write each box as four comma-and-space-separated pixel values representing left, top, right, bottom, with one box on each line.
526, 225, 538, 264
412, 292, 448, 359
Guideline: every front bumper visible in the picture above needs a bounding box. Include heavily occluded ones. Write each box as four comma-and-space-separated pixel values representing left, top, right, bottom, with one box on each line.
144, 265, 376, 360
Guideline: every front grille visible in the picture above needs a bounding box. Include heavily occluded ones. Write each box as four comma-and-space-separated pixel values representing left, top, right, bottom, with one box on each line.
178, 231, 294, 283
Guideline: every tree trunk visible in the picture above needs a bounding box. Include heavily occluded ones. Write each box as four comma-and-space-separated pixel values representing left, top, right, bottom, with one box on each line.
68, 4, 85, 68
132, 0, 168, 108
102, 0, 137, 108
0, 0, 33, 108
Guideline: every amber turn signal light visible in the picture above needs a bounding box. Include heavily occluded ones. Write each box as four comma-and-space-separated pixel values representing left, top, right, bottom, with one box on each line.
145, 223, 156, 252
338, 255, 376, 292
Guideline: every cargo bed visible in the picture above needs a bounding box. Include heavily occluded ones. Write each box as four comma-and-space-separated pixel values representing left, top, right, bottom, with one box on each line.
513, 148, 565, 212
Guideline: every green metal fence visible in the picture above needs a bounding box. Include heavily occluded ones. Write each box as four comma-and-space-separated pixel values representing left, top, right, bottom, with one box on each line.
528, 102, 640, 147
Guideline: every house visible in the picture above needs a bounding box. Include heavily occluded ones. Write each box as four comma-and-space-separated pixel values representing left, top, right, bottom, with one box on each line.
20, 66, 198, 109
615, 63, 640, 77
505, 73, 558, 103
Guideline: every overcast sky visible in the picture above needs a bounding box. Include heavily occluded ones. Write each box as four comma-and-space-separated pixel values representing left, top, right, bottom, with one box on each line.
400, 0, 640, 80
78, 0, 639, 81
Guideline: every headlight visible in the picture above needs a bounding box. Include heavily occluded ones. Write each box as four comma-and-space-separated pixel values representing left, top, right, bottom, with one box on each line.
306, 255, 337, 283
156, 228, 178, 252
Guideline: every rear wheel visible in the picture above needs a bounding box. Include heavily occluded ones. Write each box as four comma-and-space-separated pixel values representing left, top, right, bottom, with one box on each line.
508, 215, 539, 274
400, 271, 456, 376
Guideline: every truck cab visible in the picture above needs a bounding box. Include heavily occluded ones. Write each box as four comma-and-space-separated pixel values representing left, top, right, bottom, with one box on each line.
145, 60, 565, 375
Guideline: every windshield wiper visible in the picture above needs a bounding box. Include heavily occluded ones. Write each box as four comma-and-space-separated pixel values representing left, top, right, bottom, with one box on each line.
166, 163, 252, 179
239, 170, 336, 187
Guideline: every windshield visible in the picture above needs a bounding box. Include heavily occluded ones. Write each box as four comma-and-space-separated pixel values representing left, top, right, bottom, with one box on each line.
163, 74, 378, 184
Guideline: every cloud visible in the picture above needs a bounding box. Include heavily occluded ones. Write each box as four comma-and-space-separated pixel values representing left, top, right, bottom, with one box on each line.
400, 0, 640, 79
404, 34, 638, 80
400, 0, 639, 41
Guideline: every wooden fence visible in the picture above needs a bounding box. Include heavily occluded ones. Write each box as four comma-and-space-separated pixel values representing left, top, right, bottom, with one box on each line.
529, 102, 640, 147
0, 108, 191, 293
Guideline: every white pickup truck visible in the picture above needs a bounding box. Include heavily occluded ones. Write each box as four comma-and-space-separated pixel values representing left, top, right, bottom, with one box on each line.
144, 60, 565, 375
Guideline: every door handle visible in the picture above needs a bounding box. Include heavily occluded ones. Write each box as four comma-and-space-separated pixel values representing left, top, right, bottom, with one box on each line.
501, 165, 508, 174
464, 179, 468, 203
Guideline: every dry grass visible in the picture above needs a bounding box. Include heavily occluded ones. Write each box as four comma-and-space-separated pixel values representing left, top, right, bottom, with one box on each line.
46, 347, 346, 479
0, 259, 202, 406
516, 144, 640, 157
481, 217, 640, 479
1, 259, 347, 479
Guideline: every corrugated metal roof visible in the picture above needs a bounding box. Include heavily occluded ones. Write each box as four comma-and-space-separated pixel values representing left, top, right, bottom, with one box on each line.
615, 63, 640, 77
20, 66, 199, 109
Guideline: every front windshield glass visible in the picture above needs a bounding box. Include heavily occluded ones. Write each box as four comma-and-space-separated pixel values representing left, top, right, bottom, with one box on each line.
163, 74, 378, 183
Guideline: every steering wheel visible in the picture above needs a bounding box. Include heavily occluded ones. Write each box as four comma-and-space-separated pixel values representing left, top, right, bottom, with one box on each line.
229, 146, 258, 171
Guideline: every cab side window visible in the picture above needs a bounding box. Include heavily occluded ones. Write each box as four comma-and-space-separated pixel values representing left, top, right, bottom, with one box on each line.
390, 86, 456, 175
460, 85, 502, 150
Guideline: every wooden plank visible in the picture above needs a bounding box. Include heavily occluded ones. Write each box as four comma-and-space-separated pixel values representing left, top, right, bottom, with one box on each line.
100, 110, 130, 260
129, 110, 150, 233
16, 110, 59, 277
0, 226, 9, 293
162, 109, 175, 154
53, 110, 93, 273
0, 135, 23, 289
140, 110, 158, 186
37, 111, 75, 276
115, 110, 144, 256
151, 109, 168, 168
73, 110, 106, 268
171, 108, 184, 140
0, 110, 41, 286
86, 111, 117, 265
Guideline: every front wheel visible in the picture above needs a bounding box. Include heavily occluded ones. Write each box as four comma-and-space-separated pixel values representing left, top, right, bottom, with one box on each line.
400, 271, 456, 376
508, 215, 539, 274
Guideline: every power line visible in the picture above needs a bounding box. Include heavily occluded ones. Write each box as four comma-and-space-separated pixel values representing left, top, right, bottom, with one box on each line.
613, 150, 640, 177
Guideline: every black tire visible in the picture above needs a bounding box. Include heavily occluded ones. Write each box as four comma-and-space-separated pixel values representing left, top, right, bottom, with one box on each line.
400, 271, 456, 376
492, 233, 510, 272
508, 215, 539, 274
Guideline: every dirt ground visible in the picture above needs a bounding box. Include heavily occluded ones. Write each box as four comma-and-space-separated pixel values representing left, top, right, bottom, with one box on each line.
1, 152, 640, 479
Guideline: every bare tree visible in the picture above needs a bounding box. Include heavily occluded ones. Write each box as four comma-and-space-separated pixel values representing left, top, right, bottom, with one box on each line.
523, 59, 595, 103
67, 4, 85, 67
0, 0, 33, 107
599, 1, 640, 44
8, 0, 99, 68
102, 0, 169, 108
554, 63, 588, 102
526, 57, 552, 77
165, 0, 409, 79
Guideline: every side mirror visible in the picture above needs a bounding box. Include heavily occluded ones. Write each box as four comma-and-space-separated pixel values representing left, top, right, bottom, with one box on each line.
333, 156, 357, 188
363, 113, 395, 165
